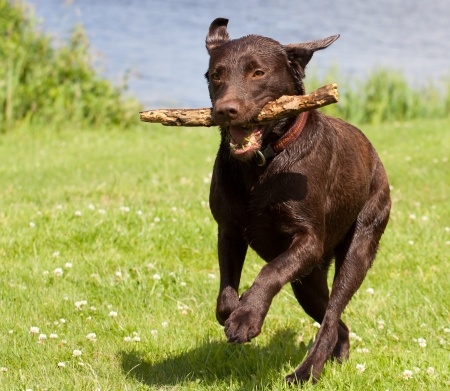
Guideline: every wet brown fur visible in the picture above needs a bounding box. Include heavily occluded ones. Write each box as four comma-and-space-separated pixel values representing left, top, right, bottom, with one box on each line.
205, 18, 391, 384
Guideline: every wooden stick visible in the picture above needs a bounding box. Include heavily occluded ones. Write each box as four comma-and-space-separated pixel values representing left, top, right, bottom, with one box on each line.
139, 83, 338, 127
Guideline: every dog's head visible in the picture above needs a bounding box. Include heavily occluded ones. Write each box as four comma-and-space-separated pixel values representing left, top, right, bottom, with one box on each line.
205, 18, 339, 162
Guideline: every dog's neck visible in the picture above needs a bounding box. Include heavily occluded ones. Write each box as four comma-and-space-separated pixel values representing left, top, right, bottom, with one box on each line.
255, 112, 309, 166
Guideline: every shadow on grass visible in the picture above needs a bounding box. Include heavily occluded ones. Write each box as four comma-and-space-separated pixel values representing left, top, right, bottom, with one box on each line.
119, 329, 308, 389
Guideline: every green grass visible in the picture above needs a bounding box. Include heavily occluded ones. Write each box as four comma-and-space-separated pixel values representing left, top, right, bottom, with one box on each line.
0, 118, 449, 390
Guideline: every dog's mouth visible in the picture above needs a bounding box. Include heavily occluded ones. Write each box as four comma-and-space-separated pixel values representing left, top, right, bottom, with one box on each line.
228, 126, 263, 161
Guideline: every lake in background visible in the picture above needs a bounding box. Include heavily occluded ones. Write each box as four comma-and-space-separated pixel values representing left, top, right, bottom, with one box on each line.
25, 0, 450, 108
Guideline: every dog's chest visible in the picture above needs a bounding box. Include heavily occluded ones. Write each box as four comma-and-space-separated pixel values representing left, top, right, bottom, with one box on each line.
242, 180, 301, 261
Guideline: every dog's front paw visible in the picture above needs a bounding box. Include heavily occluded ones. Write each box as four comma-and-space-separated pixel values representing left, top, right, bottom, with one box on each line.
216, 287, 240, 325
224, 306, 263, 344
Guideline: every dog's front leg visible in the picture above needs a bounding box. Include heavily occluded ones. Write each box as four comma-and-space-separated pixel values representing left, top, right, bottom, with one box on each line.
225, 232, 323, 343
215, 225, 248, 325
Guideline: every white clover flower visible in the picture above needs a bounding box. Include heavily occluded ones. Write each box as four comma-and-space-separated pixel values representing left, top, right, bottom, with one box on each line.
356, 347, 369, 353
408, 240, 414, 245
152, 273, 161, 281
356, 363, 366, 373
150, 330, 158, 336
366, 287, 374, 295
64, 262, 73, 269
115, 271, 123, 278
427, 367, 435, 376
57, 362, 66, 368
417, 337, 427, 347
403, 369, 413, 380
350, 332, 363, 341
98, 209, 106, 215
120, 206, 130, 213
49, 333, 58, 339
313, 322, 321, 329
377, 319, 385, 329
153, 217, 160, 223
409, 213, 417, 220
88, 204, 95, 210
161, 321, 168, 327
75, 300, 88, 310
53, 268, 64, 277
72, 349, 82, 357
29, 326, 40, 334
86, 333, 97, 342
124, 336, 132, 342
59, 318, 66, 324
0, 367, 8, 372
52, 251, 60, 258
29, 222, 36, 228
132, 335, 141, 342
74, 210, 82, 217
109, 311, 118, 318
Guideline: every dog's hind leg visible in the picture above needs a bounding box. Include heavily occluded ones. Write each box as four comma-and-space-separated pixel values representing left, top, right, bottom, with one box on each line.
290, 264, 350, 363
286, 182, 390, 384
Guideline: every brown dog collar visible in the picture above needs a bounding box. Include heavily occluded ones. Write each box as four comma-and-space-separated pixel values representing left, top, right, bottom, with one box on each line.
255, 112, 309, 166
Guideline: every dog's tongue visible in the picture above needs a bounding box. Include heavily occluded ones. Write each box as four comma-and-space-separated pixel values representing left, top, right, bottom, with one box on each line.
229, 126, 250, 146
228, 126, 263, 161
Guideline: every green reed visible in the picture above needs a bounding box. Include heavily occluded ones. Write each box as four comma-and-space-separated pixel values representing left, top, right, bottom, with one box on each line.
0, 0, 141, 133
1, 0, 449, 133
307, 66, 450, 125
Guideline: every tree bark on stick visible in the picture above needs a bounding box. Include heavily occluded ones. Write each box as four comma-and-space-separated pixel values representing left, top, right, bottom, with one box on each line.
139, 83, 338, 127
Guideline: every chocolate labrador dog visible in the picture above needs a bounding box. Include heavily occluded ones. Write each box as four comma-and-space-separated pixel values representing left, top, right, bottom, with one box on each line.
205, 18, 391, 384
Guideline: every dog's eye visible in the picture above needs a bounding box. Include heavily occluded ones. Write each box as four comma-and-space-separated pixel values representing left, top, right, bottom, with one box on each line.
210, 72, 221, 81
253, 70, 265, 78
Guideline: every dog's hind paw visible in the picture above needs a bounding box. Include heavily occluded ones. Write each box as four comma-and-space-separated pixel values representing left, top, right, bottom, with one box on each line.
284, 367, 317, 385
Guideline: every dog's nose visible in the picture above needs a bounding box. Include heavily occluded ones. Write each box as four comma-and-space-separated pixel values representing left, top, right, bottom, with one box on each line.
214, 100, 240, 121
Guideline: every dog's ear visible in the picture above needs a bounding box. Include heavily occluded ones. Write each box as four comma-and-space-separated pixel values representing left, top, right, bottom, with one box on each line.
206, 18, 230, 54
284, 35, 339, 69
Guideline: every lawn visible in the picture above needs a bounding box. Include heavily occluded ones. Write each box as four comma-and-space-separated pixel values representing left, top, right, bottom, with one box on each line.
0, 118, 449, 390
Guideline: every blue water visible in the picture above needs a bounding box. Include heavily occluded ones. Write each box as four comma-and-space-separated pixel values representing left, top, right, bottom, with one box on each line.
26, 0, 450, 108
